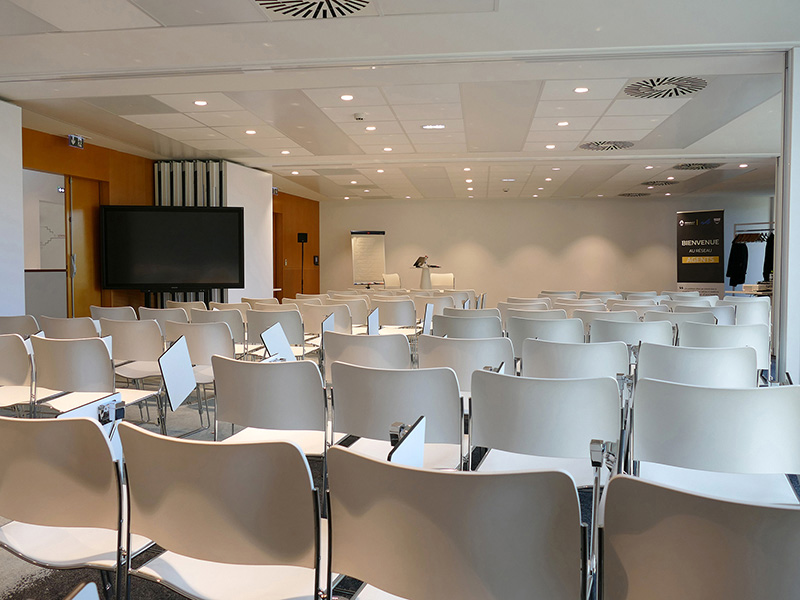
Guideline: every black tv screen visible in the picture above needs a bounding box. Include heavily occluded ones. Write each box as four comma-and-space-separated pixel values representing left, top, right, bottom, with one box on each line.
100, 206, 245, 291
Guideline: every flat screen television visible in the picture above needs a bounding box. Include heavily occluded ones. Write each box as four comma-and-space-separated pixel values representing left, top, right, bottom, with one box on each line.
100, 205, 245, 291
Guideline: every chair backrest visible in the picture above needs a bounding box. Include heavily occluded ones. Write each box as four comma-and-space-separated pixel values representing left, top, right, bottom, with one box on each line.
620, 291, 657, 299
508, 296, 552, 307
417, 334, 513, 392
0, 315, 40, 338
325, 297, 369, 326
323, 332, 411, 384
436, 289, 469, 307
255, 302, 302, 312
552, 297, 605, 305
0, 333, 32, 386
471, 370, 620, 459
328, 447, 581, 600
539, 290, 578, 299
0, 416, 119, 529
382, 273, 402, 288
636, 342, 758, 387
506, 317, 584, 359
296, 293, 330, 300
247, 309, 304, 346
163, 321, 234, 366
673, 304, 736, 325
678, 322, 770, 370
158, 336, 196, 411
301, 303, 351, 335
119, 423, 318, 568
99, 318, 164, 361
662, 290, 701, 299
590, 319, 673, 346
606, 298, 658, 308
285, 297, 322, 306
663, 298, 713, 310
443, 307, 501, 319
429, 272, 455, 288
522, 338, 628, 379
208, 302, 250, 322
212, 355, 325, 431
579, 290, 620, 299
574, 309, 637, 337
31, 335, 115, 393
644, 310, 717, 326
138, 307, 188, 337
371, 298, 416, 327
431, 314, 503, 339
89, 305, 137, 321
633, 378, 800, 473
506, 308, 568, 321
412, 295, 454, 320
718, 298, 771, 326
331, 362, 460, 443
242, 296, 278, 308
496, 301, 549, 328
553, 302, 606, 318
611, 303, 669, 319
190, 308, 245, 344
165, 300, 206, 316
602, 475, 800, 600
40, 316, 99, 339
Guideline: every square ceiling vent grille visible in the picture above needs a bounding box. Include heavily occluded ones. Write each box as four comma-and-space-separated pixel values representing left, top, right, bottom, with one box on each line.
255, 0, 371, 19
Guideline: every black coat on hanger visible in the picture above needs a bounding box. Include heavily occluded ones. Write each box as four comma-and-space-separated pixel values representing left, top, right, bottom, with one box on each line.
726, 242, 748, 287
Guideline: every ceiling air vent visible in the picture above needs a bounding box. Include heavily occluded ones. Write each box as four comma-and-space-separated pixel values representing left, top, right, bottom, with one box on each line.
256, 0, 370, 18
625, 76, 707, 99
619, 193, 651, 197
579, 141, 635, 151
673, 162, 722, 170
641, 180, 678, 186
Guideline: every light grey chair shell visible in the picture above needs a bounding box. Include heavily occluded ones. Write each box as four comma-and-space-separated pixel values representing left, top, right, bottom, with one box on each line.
89, 305, 137, 321
431, 314, 503, 339
521, 338, 629, 379
506, 317, 584, 359
637, 342, 758, 388
0, 315, 40, 338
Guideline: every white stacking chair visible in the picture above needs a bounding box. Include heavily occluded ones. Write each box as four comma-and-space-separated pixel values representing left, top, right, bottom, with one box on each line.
430, 271, 455, 288
255, 302, 303, 312
507, 307, 568, 321
643, 309, 717, 343
0, 417, 150, 599
606, 298, 658, 308
553, 297, 606, 305
285, 297, 322, 306
431, 314, 502, 339
323, 331, 411, 383
575, 309, 637, 338
579, 291, 621, 300
120, 423, 324, 600
506, 316, 584, 361
718, 298, 771, 326
522, 338, 629, 379
662, 291, 701, 299
590, 319, 673, 347
325, 297, 369, 326
296, 293, 330, 301
157, 335, 207, 436
631, 378, 800, 504
247, 309, 306, 359
0, 315, 40, 338
435, 289, 469, 307
663, 298, 713, 310
496, 301, 549, 328
300, 304, 352, 344
508, 296, 552, 307
330, 362, 462, 469
417, 334, 514, 394
242, 296, 278, 308
40, 316, 100, 339
620, 291, 658, 299
327, 447, 582, 600
442, 306, 500, 319
371, 298, 417, 328
382, 272, 402, 288
138, 307, 188, 341
471, 370, 621, 487
636, 342, 758, 387
611, 303, 669, 320
0, 333, 36, 414
539, 290, 578, 300
602, 475, 800, 600
679, 321, 770, 372
165, 300, 206, 316
673, 304, 736, 325
412, 294, 454, 320
90, 305, 137, 321
212, 356, 329, 453
260, 323, 298, 362
190, 308, 248, 356
553, 302, 606, 318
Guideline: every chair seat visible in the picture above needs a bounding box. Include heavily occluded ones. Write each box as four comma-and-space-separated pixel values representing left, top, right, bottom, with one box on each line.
0, 521, 151, 569
346, 438, 462, 470
0, 385, 32, 408
134, 553, 320, 600
223, 427, 346, 456
116, 360, 162, 381
476, 449, 597, 488
636, 461, 799, 506
192, 365, 215, 385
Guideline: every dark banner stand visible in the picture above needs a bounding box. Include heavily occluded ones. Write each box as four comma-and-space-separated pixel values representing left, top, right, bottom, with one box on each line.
676, 209, 725, 296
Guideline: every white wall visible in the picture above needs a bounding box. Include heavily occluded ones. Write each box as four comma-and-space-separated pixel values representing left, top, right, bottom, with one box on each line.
0, 101, 24, 315
223, 162, 274, 302
320, 194, 771, 304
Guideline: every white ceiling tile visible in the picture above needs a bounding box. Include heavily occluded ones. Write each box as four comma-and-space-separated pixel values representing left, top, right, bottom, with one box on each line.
584, 129, 653, 141
382, 83, 461, 105
413, 143, 467, 153
328, 174, 375, 185
182, 139, 249, 150
534, 100, 614, 117
322, 105, 397, 123
212, 124, 285, 138
12, 0, 160, 31
255, 147, 314, 157
185, 111, 264, 126
539, 79, 629, 101
350, 133, 412, 146
239, 137, 300, 149
530, 116, 599, 131
594, 115, 668, 129
0, 1, 58, 34
337, 120, 404, 135
527, 129, 590, 142
392, 103, 463, 121
406, 132, 466, 144
154, 127, 227, 141
152, 92, 245, 113
303, 87, 386, 108
358, 144, 416, 154
401, 119, 465, 133
605, 97, 692, 116
377, 0, 497, 15
122, 113, 203, 128
523, 141, 581, 152
130, 0, 267, 26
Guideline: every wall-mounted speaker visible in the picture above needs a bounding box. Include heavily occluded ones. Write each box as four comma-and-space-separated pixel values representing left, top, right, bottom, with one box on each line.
297, 233, 308, 243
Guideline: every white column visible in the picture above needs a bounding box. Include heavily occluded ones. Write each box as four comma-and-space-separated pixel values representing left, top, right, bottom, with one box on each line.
0, 101, 24, 315
777, 48, 800, 381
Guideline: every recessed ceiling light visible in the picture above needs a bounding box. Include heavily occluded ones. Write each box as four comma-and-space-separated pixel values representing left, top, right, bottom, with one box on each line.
574, 87, 589, 94
383, 147, 393, 152
557, 121, 569, 127
421, 124, 446, 130
501, 178, 515, 182
545, 144, 556, 150
465, 179, 473, 183
739, 163, 749, 168
667, 176, 675, 180
552, 167, 560, 171
533, 194, 539, 198
365, 126, 377, 131
665, 193, 672, 196
545, 177, 552, 181
647, 186, 654, 189
597, 194, 604, 197
538, 187, 544, 190
405, 196, 411, 199
364, 189, 370, 193
469, 195, 474, 198
291, 171, 299, 175
464, 167, 471, 171
350, 180, 357, 184
194, 100, 208, 106
377, 169, 384, 173
645, 165, 654, 170
245, 130, 257, 135
281, 150, 290, 155
467, 187, 474, 191
344, 196, 350, 200
340, 94, 354, 101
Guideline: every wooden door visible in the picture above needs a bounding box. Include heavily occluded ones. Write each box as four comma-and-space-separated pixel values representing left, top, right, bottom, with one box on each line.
66, 176, 102, 317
